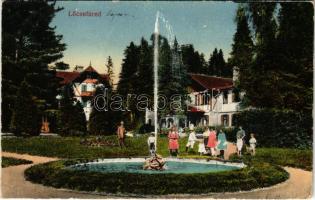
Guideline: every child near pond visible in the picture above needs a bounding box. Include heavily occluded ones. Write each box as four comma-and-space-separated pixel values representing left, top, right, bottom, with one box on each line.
147, 133, 156, 156
249, 133, 257, 156
186, 128, 197, 152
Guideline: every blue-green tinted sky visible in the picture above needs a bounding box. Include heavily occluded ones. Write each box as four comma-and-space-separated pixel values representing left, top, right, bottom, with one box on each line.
52, 1, 238, 83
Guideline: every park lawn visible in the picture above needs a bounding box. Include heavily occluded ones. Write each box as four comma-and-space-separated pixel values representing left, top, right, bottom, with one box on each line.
252, 148, 312, 171
1, 135, 312, 170
2, 156, 32, 168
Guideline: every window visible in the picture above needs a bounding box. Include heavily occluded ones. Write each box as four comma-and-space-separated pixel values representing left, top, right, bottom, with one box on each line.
221, 114, 229, 126
81, 84, 87, 92
195, 95, 198, 106
223, 91, 228, 104
232, 90, 240, 102
231, 114, 236, 126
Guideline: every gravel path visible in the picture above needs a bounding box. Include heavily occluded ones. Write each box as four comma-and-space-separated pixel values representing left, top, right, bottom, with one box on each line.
1, 151, 312, 199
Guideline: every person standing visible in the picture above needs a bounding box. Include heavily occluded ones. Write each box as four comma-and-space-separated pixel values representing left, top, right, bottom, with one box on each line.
186, 128, 197, 152
198, 138, 206, 155
207, 128, 217, 156
236, 126, 246, 156
147, 133, 156, 156
168, 125, 179, 156
249, 133, 257, 156
203, 127, 210, 151
117, 121, 126, 148
217, 129, 227, 159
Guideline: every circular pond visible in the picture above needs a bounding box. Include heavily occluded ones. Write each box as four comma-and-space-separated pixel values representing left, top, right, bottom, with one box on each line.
67, 158, 245, 174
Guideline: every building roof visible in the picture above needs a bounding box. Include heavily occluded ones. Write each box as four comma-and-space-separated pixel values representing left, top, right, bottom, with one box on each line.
56, 71, 80, 85
56, 66, 108, 85
188, 105, 205, 113
189, 73, 233, 91
84, 66, 98, 73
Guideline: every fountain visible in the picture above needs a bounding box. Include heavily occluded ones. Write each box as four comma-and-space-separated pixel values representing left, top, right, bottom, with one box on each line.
142, 11, 166, 171
153, 11, 159, 152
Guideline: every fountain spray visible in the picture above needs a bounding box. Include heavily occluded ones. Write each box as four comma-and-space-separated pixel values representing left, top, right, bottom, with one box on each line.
154, 11, 159, 151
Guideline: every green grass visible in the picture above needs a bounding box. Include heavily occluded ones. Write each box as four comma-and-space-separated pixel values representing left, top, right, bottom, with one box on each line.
2, 135, 312, 170
229, 148, 312, 171
1, 135, 197, 159
2, 156, 32, 168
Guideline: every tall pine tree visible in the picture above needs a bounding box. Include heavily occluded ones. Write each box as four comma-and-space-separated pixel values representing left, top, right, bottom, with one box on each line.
276, 2, 313, 111
2, 0, 66, 132
106, 56, 114, 87
229, 5, 254, 93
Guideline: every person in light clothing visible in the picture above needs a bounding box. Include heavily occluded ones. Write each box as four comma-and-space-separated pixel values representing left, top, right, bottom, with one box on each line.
217, 130, 227, 159
186, 128, 197, 152
249, 133, 257, 156
236, 126, 246, 156
198, 139, 206, 155
147, 133, 156, 156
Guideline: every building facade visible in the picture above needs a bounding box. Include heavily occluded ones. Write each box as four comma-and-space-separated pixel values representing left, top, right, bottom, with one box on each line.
187, 73, 242, 127
145, 70, 242, 128
56, 64, 109, 121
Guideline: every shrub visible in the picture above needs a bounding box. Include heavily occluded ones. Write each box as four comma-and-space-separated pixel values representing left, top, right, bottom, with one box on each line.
2, 157, 32, 168
25, 159, 288, 195
233, 109, 312, 148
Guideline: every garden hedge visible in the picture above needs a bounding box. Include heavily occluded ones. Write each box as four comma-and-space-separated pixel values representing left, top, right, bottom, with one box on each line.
2, 157, 32, 168
231, 109, 312, 148
25, 159, 288, 195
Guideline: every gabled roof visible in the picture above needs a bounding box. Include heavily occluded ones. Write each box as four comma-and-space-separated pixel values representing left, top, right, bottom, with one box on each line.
84, 66, 98, 73
189, 73, 233, 91
56, 66, 108, 85
56, 71, 80, 85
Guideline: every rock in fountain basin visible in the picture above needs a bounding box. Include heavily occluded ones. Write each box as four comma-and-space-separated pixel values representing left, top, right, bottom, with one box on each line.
143, 154, 166, 170
68, 158, 245, 174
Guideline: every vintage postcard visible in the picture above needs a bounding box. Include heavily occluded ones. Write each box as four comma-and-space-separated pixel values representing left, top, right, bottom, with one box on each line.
1, 0, 313, 199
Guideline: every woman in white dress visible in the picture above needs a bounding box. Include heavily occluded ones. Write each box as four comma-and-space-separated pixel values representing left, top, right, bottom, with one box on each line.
198, 139, 206, 155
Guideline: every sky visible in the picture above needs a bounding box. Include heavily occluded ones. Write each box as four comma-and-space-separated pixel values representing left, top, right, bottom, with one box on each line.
52, 1, 238, 84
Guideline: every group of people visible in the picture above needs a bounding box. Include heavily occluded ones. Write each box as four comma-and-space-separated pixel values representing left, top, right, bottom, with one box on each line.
167, 125, 257, 158
181, 126, 228, 158
118, 121, 257, 157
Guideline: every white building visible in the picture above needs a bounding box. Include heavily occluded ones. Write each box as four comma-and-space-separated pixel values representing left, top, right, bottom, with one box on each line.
145, 69, 242, 128
187, 72, 242, 127
56, 64, 109, 121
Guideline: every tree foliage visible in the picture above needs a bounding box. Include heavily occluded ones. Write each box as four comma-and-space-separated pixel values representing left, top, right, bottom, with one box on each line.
231, 2, 313, 112
58, 85, 87, 136
106, 56, 114, 87
10, 81, 40, 136
2, 0, 67, 132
